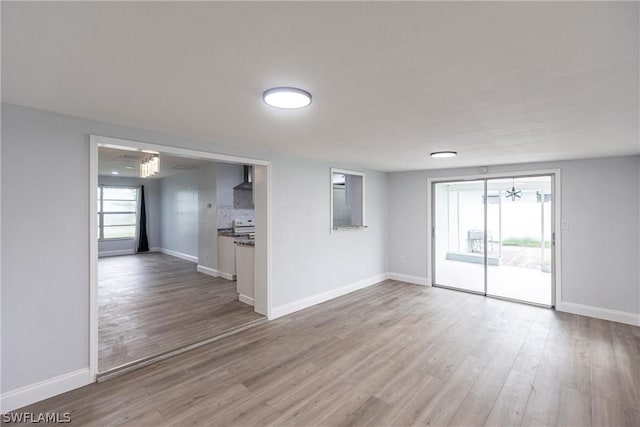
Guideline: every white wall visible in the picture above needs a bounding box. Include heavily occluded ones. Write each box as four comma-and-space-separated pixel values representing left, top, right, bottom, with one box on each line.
346, 175, 363, 226
332, 187, 350, 226
0, 103, 388, 396
3, 104, 637, 410
97, 175, 161, 255
197, 163, 217, 270
159, 172, 198, 258
99, 168, 214, 261
271, 159, 387, 307
215, 162, 254, 228
387, 156, 640, 318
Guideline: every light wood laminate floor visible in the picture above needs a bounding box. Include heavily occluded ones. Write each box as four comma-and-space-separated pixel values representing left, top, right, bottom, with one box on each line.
99, 252, 263, 372
21, 281, 640, 426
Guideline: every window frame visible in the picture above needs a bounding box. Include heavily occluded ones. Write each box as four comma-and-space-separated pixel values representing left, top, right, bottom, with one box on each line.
330, 168, 366, 233
98, 185, 138, 241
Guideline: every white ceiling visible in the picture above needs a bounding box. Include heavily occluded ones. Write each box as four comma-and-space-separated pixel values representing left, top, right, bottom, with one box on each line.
2, 2, 638, 172
98, 147, 210, 179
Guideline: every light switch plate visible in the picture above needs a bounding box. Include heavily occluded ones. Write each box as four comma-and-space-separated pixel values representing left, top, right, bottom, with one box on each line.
561, 219, 569, 230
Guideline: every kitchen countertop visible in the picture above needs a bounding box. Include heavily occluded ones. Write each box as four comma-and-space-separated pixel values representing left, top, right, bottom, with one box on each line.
218, 228, 253, 238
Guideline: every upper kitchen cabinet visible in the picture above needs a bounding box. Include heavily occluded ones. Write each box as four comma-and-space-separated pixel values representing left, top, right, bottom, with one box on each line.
331, 168, 365, 232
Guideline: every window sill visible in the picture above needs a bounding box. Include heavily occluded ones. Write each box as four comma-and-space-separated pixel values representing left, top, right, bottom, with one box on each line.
331, 225, 368, 233
99, 238, 135, 242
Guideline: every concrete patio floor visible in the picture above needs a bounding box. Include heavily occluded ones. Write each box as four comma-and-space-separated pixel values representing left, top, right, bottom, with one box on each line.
435, 246, 552, 305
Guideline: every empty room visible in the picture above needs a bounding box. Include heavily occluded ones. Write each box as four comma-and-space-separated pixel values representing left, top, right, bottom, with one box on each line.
97, 146, 266, 375
1, 2, 639, 426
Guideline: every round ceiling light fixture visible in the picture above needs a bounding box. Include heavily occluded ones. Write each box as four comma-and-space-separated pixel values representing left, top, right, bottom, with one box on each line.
430, 151, 458, 158
263, 87, 312, 109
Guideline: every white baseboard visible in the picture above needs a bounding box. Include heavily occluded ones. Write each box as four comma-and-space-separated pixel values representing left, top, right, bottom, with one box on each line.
196, 265, 219, 277
0, 369, 92, 414
270, 273, 387, 320
98, 249, 135, 258
156, 247, 198, 263
387, 272, 430, 286
557, 302, 640, 326
239, 294, 254, 306
386, 273, 639, 326
218, 271, 235, 281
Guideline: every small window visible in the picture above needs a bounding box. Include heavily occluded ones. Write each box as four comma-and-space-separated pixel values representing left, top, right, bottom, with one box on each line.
331, 168, 365, 232
98, 186, 138, 240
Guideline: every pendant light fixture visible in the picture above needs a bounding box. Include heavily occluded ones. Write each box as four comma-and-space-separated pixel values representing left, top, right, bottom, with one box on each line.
505, 178, 522, 201
140, 154, 160, 178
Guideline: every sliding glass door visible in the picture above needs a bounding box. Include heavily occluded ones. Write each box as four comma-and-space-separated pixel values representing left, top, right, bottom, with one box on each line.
485, 176, 552, 305
432, 175, 554, 307
433, 180, 486, 293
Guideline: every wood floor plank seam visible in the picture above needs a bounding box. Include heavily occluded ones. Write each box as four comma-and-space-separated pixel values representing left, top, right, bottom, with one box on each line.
10, 280, 640, 426
98, 253, 264, 372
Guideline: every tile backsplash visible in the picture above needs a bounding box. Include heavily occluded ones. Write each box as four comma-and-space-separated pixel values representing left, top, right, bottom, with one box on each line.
217, 205, 255, 229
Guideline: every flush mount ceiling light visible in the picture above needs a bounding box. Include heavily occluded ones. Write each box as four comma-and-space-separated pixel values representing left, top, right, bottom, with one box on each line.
430, 151, 457, 158
263, 87, 312, 109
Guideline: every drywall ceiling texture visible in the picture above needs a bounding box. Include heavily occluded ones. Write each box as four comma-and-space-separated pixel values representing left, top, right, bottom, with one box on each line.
386, 156, 640, 318
2, 1, 639, 171
0, 104, 388, 395
98, 147, 211, 179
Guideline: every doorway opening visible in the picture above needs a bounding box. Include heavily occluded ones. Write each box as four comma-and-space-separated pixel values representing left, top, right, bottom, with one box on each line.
89, 135, 271, 380
431, 173, 557, 307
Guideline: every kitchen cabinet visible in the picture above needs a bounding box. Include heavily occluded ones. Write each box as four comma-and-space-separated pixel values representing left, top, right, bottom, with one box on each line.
217, 235, 237, 280
235, 243, 254, 306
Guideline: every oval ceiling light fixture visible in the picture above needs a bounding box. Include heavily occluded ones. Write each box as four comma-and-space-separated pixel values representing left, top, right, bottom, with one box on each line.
263, 87, 312, 109
430, 151, 458, 158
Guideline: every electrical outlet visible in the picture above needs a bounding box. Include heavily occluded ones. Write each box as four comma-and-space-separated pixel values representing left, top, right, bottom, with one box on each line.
399, 256, 406, 263
561, 219, 569, 230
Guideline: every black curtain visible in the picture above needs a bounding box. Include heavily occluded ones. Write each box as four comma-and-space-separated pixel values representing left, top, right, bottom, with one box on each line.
137, 185, 149, 252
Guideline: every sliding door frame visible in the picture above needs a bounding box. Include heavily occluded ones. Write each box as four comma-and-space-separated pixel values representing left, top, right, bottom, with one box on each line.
427, 169, 561, 308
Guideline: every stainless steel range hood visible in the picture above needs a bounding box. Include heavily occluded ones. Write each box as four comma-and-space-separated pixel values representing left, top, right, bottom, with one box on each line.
233, 165, 252, 191
233, 165, 254, 209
